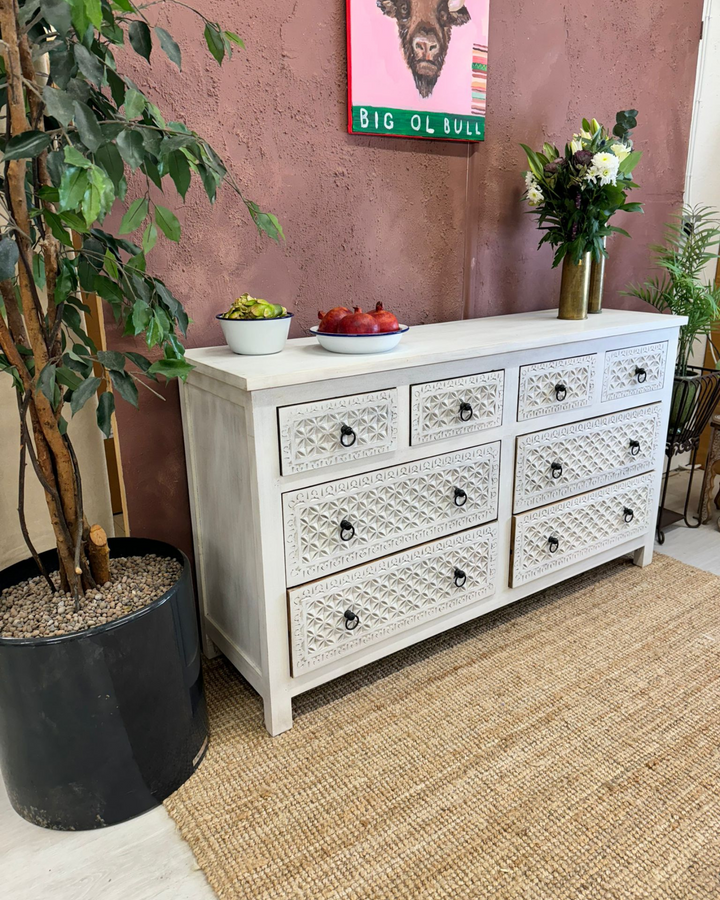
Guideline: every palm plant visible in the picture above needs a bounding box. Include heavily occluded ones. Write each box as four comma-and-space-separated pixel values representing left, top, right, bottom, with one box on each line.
626, 206, 720, 374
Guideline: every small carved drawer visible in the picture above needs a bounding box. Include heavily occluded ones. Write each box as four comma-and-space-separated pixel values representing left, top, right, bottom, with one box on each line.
278, 390, 398, 476
410, 370, 504, 445
602, 342, 668, 401
283, 442, 500, 586
510, 472, 654, 587
288, 523, 498, 675
517, 355, 597, 421
514, 404, 662, 512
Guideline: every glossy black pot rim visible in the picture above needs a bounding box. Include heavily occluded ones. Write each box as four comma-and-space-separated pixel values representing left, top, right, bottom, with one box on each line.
0, 537, 189, 648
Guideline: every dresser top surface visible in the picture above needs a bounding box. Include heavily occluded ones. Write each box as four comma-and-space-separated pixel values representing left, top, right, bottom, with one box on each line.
184, 308, 684, 392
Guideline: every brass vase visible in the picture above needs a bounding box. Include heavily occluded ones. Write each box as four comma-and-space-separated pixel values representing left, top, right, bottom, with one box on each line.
558, 252, 591, 320
588, 239, 607, 314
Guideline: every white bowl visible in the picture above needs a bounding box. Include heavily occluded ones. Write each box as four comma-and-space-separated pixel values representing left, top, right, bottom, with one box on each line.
309, 325, 409, 354
218, 314, 293, 355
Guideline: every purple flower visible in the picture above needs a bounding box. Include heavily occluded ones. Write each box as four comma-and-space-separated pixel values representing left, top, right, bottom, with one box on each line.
543, 158, 566, 176
573, 150, 593, 167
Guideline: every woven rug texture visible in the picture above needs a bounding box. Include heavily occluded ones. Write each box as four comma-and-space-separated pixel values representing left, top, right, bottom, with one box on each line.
165, 555, 720, 899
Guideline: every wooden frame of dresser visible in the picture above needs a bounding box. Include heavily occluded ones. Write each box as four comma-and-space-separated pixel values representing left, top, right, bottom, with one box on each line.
180, 310, 684, 736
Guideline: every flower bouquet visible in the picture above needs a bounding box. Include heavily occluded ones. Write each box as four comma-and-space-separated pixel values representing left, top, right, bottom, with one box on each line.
521, 111, 643, 318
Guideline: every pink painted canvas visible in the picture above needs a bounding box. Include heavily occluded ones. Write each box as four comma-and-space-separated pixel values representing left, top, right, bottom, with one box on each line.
347, 0, 489, 141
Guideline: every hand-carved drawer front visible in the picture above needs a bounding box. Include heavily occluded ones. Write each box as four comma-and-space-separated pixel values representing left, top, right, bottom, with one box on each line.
283, 442, 500, 586
410, 370, 504, 445
278, 390, 398, 475
518, 355, 597, 421
511, 472, 654, 587
602, 342, 668, 401
289, 523, 498, 675
514, 405, 662, 512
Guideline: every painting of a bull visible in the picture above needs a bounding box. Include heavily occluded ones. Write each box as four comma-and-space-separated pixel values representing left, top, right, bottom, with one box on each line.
377, 0, 471, 99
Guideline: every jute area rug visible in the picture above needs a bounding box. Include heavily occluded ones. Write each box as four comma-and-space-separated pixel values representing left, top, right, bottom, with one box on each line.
165, 555, 720, 899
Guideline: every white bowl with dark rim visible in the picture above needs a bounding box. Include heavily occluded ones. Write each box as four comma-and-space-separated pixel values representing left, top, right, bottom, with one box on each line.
218, 313, 293, 355
309, 324, 409, 355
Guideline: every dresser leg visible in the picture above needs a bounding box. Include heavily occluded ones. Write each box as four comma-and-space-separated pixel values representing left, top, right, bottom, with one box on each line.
263, 692, 294, 737
201, 629, 221, 660
633, 541, 654, 568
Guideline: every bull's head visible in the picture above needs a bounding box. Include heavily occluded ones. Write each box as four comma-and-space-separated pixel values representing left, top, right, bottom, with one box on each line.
377, 0, 471, 99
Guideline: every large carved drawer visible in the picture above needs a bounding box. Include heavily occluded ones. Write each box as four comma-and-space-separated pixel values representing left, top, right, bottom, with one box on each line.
283, 442, 500, 586
602, 342, 668, 401
510, 472, 654, 587
410, 370, 504, 445
288, 523, 498, 675
278, 390, 398, 476
514, 405, 662, 512
517, 354, 597, 421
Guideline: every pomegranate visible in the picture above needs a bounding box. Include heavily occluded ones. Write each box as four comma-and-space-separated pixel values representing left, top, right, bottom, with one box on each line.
336, 306, 380, 335
317, 306, 351, 333
368, 302, 400, 333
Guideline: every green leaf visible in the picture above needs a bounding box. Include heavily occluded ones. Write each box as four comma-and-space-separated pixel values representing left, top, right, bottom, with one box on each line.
155, 26, 181, 69
154, 204, 181, 242
32, 252, 46, 289
97, 349, 125, 370
42, 210, 74, 247
70, 374, 101, 415
84, 0, 102, 27
107, 69, 126, 107
4, 131, 51, 160
94, 142, 125, 191
46, 150, 65, 186
154, 280, 189, 335
82, 165, 115, 226
147, 357, 193, 381
73, 100, 105, 152
120, 197, 149, 234
64, 144, 92, 168
93, 274, 124, 305
142, 221, 158, 253
37, 362, 57, 404
204, 23, 225, 64
96, 390, 115, 437
128, 20, 152, 61
168, 150, 191, 199
0, 239, 19, 281
125, 351, 154, 375
41, 0, 73, 34
224, 31, 244, 48
43, 86, 75, 126
116, 129, 146, 170
618, 150, 642, 175
109, 369, 139, 406
73, 43, 104, 85
124, 88, 146, 119
56, 365, 83, 390
112, 0, 135, 10
59, 210, 89, 233
59, 166, 89, 210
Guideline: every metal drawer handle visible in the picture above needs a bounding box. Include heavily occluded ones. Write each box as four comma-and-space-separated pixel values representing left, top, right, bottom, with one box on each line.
340, 424, 357, 447
548, 535, 560, 554
629, 439, 641, 456
554, 383, 568, 402
453, 567, 467, 588
454, 487, 468, 507
339, 519, 355, 541
344, 609, 360, 630
623, 507, 635, 524
635, 366, 647, 384
459, 401, 473, 422
551, 462, 563, 480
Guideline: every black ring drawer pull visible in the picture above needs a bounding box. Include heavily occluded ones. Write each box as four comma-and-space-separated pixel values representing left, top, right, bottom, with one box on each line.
344, 609, 360, 630
551, 462, 563, 480
454, 487, 468, 507
548, 535, 560, 554
453, 567, 467, 588
554, 383, 568, 402
459, 401, 473, 422
340, 424, 357, 447
623, 507, 635, 523
339, 519, 355, 541
635, 366, 647, 384
629, 439, 641, 456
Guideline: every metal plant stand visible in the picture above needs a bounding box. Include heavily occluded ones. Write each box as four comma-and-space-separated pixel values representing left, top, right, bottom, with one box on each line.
657, 366, 720, 543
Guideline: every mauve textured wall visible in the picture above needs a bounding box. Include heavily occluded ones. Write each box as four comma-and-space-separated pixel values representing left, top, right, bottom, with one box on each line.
111, 0, 703, 559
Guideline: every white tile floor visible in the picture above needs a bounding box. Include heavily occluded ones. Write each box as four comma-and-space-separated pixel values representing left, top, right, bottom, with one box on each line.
1, 469, 718, 900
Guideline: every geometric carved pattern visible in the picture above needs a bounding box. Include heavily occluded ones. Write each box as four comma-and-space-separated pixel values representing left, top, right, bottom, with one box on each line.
511, 472, 654, 587
602, 342, 668, 401
283, 442, 501, 586
517, 354, 597, 421
411, 370, 504, 444
514, 405, 662, 512
278, 390, 398, 475
289, 523, 498, 674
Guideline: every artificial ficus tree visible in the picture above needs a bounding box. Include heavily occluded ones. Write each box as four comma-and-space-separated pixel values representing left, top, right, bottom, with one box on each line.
0, 0, 282, 604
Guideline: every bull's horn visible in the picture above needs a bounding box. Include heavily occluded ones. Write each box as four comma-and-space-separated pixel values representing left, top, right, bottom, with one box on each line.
448, 0, 465, 9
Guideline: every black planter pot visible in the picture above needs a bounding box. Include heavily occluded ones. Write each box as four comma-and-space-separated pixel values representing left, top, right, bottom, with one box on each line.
0, 537, 207, 830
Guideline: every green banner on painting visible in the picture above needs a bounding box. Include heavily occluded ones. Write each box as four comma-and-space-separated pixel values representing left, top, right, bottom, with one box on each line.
351, 106, 485, 142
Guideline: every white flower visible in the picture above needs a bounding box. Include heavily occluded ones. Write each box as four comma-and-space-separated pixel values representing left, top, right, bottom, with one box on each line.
570, 138, 584, 154
524, 170, 537, 189
526, 184, 544, 206
585, 151, 620, 186
610, 142, 630, 162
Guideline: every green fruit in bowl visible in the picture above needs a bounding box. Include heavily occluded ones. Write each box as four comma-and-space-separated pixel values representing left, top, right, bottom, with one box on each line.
221, 293, 288, 320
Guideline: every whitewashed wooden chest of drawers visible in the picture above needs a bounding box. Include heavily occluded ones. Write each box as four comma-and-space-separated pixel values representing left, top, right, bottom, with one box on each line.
180, 309, 684, 735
